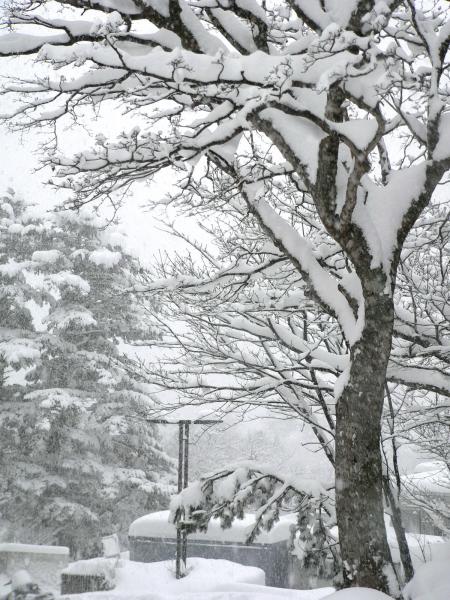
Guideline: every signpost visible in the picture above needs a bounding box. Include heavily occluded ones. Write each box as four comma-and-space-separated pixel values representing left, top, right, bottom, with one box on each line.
147, 419, 222, 578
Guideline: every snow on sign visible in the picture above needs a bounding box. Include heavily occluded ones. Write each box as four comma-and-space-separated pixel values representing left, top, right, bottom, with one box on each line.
128, 511, 295, 588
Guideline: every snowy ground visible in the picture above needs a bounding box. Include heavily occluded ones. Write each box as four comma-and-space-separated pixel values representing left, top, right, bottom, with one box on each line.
59, 549, 450, 600
61, 557, 335, 600
403, 541, 450, 600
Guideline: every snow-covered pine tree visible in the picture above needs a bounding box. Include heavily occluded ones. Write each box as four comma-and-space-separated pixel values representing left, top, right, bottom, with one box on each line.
0, 190, 48, 391
0, 190, 52, 536
0, 190, 174, 556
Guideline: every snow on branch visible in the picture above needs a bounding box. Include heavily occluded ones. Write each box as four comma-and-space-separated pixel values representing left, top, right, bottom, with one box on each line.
169, 460, 338, 572
387, 365, 450, 397
243, 182, 361, 345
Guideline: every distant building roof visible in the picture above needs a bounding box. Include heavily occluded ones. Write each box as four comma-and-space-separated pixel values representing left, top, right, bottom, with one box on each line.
402, 462, 450, 496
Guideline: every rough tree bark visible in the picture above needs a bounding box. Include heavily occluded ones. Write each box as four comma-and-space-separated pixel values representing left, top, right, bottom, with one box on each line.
335, 273, 397, 593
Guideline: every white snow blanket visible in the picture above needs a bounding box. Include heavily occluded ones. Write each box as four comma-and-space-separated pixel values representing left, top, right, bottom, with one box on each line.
325, 591, 393, 599
403, 541, 450, 600
63, 557, 264, 593
61, 556, 421, 599
61, 557, 335, 600
129, 510, 296, 544
0, 543, 69, 556
387, 527, 446, 568
202, 584, 336, 599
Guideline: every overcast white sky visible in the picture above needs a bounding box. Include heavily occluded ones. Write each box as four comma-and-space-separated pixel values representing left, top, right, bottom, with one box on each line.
0, 121, 183, 263
0, 47, 189, 265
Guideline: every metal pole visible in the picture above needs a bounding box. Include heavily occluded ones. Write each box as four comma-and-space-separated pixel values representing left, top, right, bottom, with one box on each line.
182, 422, 190, 566
183, 421, 190, 489
176, 421, 184, 579
145, 418, 222, 580
177, 421, 184, 493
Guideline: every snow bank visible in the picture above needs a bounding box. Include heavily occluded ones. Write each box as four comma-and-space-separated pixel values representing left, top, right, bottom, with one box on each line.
63, 557, 116, 578
62, 590, 334, 600
129, 510, 296, 544
403, 542, 450, 600
324, 590, 393, 599
62, 557, 265, 597
60, 558, 336, 599
209, 583, 334, 599
115, 557, 265, 592
387, 525, 446, 567
348, 515, 448, 571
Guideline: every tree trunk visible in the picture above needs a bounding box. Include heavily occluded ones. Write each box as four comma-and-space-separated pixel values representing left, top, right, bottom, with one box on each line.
335, 288, 400, 597
384, 386, 415, 583
383, 475, 415, 583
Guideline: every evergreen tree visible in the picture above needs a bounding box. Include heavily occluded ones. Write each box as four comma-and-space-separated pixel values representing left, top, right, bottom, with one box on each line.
0, 190, 174, 557
0, 190, 48, 389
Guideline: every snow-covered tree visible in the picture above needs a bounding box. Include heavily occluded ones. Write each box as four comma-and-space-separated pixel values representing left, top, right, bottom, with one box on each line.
170, 460, 340, 579
378, 197, 449, 554
0, 190, 174, 556
0, 190, 48, 390
1, 1, 450, 594
383, 386, 450, 539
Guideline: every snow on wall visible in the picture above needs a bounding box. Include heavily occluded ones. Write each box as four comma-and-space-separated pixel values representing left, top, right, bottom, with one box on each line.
63, 557, 116, 578
0, 543, 69, 555
129, 510, 296, 545
0, 543, 69, 594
